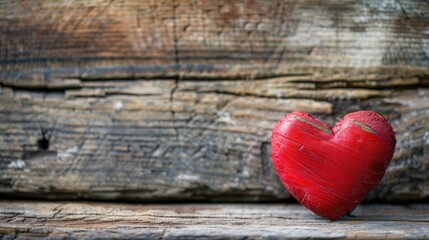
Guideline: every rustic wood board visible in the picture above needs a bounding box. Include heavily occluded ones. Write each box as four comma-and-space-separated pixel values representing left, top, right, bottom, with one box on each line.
0, 0, 428, 82
0, 201, 428, 239
1, 83, 428, 202
0, 0, 429, 202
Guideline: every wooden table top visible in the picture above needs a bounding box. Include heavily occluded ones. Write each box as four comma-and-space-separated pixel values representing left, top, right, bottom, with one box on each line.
0, 201, 428, 239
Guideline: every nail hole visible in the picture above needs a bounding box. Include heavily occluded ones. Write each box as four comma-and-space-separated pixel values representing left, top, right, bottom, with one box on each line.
37, 125, 51, 151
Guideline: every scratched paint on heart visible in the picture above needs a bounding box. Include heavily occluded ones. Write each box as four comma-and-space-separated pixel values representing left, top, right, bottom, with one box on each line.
271, 111, 396, 220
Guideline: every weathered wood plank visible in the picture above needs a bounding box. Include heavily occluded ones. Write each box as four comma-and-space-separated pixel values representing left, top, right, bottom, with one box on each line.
0, 201, 428, 239
0, 0, 428, 82
0, 81, 428, 202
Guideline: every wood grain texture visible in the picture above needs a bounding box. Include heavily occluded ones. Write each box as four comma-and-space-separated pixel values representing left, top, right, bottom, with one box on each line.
0, 0, 429, 202
0, 201, 428, 239
0, 82, 428, 202
0, 0, 428, 82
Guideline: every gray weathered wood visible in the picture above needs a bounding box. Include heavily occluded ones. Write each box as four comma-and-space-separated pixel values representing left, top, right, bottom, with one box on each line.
1, 82, 428, 202
0, 201, 428, 239
0, 0, 428, 202
1, 0, 428, 82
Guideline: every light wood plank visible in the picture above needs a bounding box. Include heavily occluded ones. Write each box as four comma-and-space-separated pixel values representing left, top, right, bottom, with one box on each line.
0, 201, 428, 239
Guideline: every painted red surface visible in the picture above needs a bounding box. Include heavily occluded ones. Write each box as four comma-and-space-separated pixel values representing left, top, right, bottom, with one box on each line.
271, 111, 396, 220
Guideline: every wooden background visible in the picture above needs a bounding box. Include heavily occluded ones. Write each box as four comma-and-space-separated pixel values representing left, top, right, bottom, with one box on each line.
0, 0, 428, 202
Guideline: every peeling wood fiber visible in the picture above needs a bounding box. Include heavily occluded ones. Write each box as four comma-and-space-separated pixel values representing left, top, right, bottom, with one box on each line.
0, 0, 428, 202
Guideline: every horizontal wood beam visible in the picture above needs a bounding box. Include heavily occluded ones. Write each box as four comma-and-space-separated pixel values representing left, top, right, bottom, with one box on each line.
1, 0, 428, 82
0, 201, 428, 239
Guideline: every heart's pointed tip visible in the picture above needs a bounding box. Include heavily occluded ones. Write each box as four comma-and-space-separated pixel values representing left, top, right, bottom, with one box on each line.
305, 205, 350, 221
325, 213, 347, 221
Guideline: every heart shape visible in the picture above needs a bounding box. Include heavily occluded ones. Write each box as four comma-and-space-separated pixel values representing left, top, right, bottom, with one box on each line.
271, 111, 396, 220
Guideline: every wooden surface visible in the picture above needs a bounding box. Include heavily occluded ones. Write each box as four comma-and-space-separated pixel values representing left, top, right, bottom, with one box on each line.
1, 0, 429, 202
1, 0, 428, 80
0, 201, 428, 239
1, 83, 428, 202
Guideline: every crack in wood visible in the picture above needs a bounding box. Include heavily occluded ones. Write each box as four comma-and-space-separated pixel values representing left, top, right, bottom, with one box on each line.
352, 120, 379, 135
293, 116, 332, 134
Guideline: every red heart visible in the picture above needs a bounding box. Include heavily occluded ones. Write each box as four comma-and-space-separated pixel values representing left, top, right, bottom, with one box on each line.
271, 111, 396, 220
